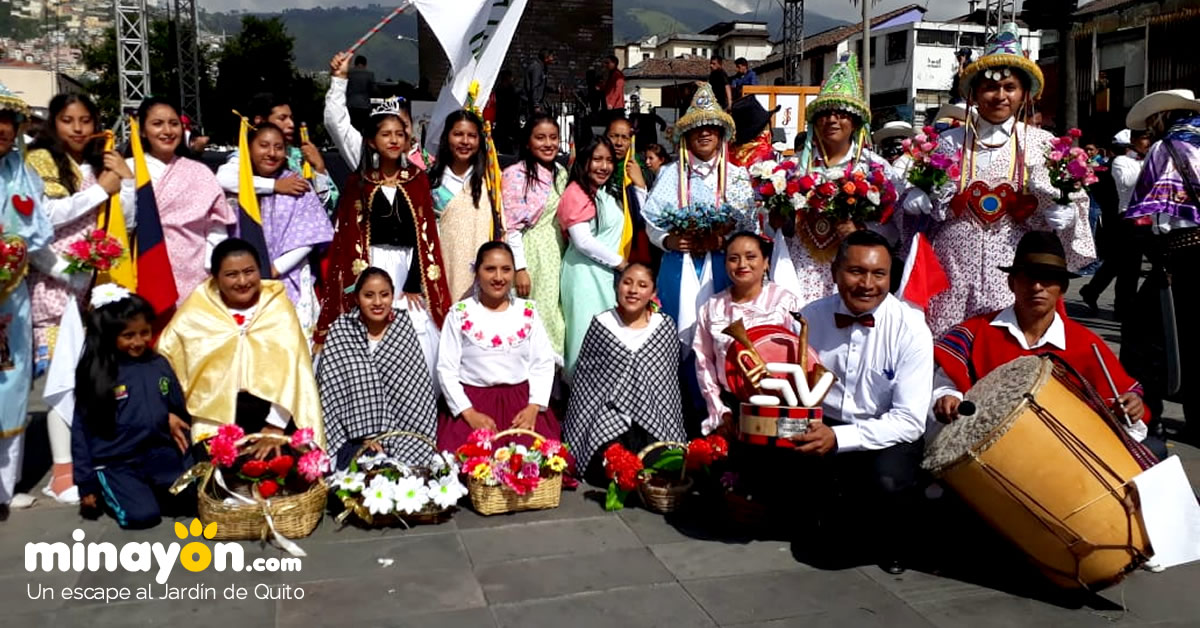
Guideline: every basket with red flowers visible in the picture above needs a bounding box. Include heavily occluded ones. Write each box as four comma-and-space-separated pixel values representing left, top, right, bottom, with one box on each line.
602, 434, 729, 513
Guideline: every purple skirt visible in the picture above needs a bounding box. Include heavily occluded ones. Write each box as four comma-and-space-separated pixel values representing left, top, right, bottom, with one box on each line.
437, 381, 562, 452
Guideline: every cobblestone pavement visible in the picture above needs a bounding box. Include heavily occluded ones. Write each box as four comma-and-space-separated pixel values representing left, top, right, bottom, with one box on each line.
3, 281, 1196, 627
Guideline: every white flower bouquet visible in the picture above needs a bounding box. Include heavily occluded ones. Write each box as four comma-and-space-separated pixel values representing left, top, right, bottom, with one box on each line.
332, 432, 467, 527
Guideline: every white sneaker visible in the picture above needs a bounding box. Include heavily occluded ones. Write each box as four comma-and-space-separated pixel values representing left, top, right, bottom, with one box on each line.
9, 493, 36, 509
42, 484, 79, 505
1143, 558, 1166, 573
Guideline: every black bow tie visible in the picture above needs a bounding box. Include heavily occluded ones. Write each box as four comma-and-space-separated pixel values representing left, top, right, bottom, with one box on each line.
835, 313, 875, 329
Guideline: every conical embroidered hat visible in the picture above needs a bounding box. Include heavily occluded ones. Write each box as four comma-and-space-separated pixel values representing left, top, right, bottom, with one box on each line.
674, 82, 737, 143
0, 82, 29, 119
959, 22, 1043, 99
805, 53, 871, 125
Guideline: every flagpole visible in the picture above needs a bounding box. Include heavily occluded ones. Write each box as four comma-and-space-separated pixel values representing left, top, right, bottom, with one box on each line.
861, 0, 871, 115
346, 1, 414, 55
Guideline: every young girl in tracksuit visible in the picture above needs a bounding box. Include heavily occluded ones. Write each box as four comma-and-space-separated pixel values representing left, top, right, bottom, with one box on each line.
73, 287, 193, 529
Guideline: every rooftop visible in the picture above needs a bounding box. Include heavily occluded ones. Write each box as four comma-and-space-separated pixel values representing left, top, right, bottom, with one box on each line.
625, 56, 737, 80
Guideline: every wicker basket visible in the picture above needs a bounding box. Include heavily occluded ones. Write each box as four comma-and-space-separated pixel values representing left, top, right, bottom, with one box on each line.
635, 441, 693, 514
467, 428, 562, 515
336, 430, 456, 527
195, 433, 326, 541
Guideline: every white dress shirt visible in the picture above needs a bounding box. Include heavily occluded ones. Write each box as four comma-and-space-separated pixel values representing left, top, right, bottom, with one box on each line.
801, 293, 933, 452
1111, 152, 1144, 216
437, 297, 556, 417
42, 161, 137, 228
932, 306, 1066, 402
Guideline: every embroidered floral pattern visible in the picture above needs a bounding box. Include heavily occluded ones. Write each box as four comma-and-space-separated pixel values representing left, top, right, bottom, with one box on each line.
456, 299, 537, 350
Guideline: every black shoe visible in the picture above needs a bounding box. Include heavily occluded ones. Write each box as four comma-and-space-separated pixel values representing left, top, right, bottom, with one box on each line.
881, 559, 906, 575
1080, 285, 1100, 316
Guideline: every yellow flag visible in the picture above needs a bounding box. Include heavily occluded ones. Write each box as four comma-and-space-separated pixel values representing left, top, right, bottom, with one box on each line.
618, 134, 635, 258
95, 130, 136, 289
299, 123, 313, 180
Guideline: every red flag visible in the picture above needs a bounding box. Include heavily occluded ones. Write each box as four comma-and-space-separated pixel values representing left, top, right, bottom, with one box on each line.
898, 233, 949, 311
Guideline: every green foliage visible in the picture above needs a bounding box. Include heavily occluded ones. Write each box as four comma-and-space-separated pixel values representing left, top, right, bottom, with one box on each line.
604, 482, 631, 511
647, 449, 684, 474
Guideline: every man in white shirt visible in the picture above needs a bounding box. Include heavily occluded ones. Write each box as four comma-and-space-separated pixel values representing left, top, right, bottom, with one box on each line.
1080, 129, 1152, 319
796, 230, 933, 575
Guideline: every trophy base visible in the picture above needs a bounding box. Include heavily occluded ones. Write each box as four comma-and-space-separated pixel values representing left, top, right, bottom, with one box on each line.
738, 404, 822, 448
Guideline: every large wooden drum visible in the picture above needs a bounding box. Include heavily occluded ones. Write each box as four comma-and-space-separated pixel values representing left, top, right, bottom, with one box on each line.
923, 356, 1151, 590
738, 404, 821, 449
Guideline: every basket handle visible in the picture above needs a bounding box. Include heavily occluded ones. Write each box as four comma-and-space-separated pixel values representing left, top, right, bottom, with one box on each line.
352, 430, 441, 463
491, 428, 547, 442
233, 432, 294, 448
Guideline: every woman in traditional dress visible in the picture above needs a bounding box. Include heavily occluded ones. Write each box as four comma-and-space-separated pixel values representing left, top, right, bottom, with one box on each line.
216, 92, 339, 216
317, 268, 438, 467
325, 52, 428, 171
231, 123, 333, 337
315, 96, 451, 374
693, 232, 805, 436
0, 84, 53, 515
773, 53, 901, 305
126, 97, 235, 306
501, 114, 568, 364
27, 94, 136, 504
902, 23, 1094, 334
642, 83, 757, 350
560, 136, 627, 376
562, 263, 685, 486
429, 110, 504, 301
157, 238, 324, 446
28, 94, 137, 374
436, 242, 558, 452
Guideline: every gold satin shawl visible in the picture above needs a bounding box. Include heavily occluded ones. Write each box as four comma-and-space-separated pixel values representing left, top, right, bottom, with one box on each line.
157, 279, 325, 447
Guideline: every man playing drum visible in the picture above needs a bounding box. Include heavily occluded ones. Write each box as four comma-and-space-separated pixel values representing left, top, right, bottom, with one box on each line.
931, 231, 1167, 460
797, 230, 933, 575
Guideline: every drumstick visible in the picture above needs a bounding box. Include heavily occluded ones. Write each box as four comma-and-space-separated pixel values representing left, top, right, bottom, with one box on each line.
346, 2, 414, 55
1092, 343, 1132, 427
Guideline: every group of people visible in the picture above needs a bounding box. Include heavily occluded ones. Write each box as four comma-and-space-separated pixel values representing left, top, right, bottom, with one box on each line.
0, 24, 1183, 574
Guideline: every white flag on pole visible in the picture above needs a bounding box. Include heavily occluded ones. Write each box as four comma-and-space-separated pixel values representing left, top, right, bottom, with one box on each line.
418, 0, 529, 155
412, 0, 491, 76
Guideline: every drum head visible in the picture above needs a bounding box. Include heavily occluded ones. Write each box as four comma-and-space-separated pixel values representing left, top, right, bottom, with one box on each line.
923, 355, 1049, 474
723, 324, 819, 401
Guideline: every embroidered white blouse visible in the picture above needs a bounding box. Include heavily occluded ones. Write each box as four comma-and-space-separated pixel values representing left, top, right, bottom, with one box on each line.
436, 297, 556, 417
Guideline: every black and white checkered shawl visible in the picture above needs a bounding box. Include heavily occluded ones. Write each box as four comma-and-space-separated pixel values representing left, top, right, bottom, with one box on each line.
562, 312, 687, 470
316, 310, 438, 465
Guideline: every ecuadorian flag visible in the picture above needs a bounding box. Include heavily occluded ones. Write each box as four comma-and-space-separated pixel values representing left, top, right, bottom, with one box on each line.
95, 131, 135, 290
235, 113, 271, 270
129, 116, 179, 313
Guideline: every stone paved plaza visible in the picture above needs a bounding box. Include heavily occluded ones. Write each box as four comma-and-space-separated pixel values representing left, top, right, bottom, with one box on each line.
3, 284, 1198, 627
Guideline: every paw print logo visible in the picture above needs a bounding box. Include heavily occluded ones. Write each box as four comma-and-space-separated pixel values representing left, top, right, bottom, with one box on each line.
175, 518, 218, 572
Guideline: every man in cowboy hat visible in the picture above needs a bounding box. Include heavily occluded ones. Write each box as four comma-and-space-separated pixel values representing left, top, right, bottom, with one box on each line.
872, 120, 916, 171
931, 231, 1165, 460
1123, 88, 1200, 435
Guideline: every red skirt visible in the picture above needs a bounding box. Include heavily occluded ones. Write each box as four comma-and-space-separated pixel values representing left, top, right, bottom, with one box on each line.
437, 381, 562, 452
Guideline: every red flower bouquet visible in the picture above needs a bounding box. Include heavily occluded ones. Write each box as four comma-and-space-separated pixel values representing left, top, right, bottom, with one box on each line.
207, 425, 329, 500
63, 229, 125, 275
803, 164, 898, 225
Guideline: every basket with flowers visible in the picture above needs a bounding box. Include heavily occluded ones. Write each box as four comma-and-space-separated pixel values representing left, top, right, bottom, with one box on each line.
1046, 128, 1098, 204
0, 226, 29, 303
456, 428, 569, 515
903, 126, 961, 193
602, 434, 729, 513
63, 228, 125, 275
176, 425, 330, 542
650, 202, 741, 254
332, 431, 467, 527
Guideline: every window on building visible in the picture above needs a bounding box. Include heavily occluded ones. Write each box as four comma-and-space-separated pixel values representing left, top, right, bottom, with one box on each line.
692, 47, 698, 56
886, 31, 906, 64
916, 29, 957, 47
643, 53, 651, 61
958, 32, 986, 49
855, 37, 877, 66
810, 55, 825, 82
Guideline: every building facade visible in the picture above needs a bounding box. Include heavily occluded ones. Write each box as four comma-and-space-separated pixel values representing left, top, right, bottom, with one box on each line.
615, 20, 772, 70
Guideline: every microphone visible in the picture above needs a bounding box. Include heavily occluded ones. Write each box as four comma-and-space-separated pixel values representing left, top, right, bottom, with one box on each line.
957, 401, 976, 417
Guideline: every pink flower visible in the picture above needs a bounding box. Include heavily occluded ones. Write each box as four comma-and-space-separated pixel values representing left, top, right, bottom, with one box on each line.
1069, 128, 1083, 138
473, 331, 484, 340
1069, 146, 1085, 158
920, 142, 935, 153
491, 335, 502, 347
67, 240, 91, 259
1049, 151, 1063, 162
923, 125, 935, 136
467, 429, 496, 448
523, 307, 534, 318
1066, 160, 1090, 179
539, 439, 563, 457
297, 449, 330, 482
90, 229, 107, 241
947, 163, 962, 179
97, 240, 122, 258
217, 424, 245, 442
290, 427, 314, 449
913, 133, 927, 145
462, 320, 473, 332
520, 462, 539, 479
517, 327, 527, 339
208, 436, 238, 468
900, 138, 912, 151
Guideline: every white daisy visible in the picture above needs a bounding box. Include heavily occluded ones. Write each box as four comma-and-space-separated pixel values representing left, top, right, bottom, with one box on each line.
357, 451, 386, 471
427, 474, 467, 509
361, 475, 395, 515
393, 476, 429, 514
332, 470, 366, 493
